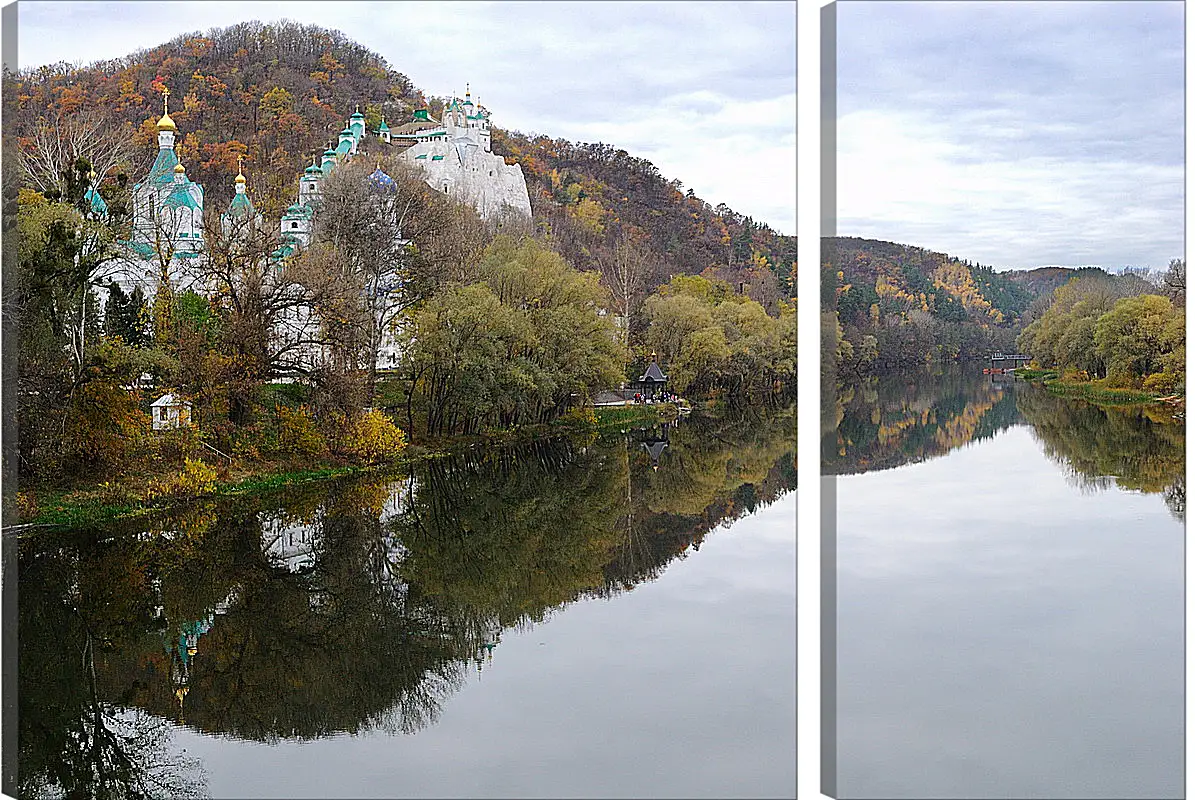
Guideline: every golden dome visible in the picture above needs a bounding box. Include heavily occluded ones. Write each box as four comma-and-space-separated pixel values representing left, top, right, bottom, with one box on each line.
157, 87, 177, 131
173, 163, 186, 174
235, 172, 246, 184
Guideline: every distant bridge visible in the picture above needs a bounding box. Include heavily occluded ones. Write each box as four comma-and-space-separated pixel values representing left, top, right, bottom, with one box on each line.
985, 353, 1031, 374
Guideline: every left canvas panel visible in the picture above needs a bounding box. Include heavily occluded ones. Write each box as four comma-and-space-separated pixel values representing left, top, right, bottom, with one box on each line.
2, 2, 797, 798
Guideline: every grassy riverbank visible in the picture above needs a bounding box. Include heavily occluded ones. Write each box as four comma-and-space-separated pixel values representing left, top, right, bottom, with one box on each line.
593, 403, 678, 431
1015, 368, 1183, 407
16, 404, 684, 530
19, 456, 432, 531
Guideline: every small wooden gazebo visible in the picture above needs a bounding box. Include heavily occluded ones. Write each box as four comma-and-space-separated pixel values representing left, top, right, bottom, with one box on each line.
637, 352, 668, 401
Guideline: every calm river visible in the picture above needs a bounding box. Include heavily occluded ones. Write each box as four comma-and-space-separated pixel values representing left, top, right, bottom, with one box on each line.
824, 367, 1184, 799
16, 408, 795, 799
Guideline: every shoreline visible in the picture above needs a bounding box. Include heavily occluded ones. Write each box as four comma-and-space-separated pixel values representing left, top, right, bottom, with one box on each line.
13, 403, 681, 531
1013, 368, 1185, 409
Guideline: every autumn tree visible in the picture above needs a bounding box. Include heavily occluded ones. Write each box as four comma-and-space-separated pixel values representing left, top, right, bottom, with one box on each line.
644, 274, 793, 397
595, 231, 655, 360
1093, 294, 1183, 385
17, 110, 140, 197
1162, 258, 1185, 306
402, 236, 622, 437
313, 155, 468, 398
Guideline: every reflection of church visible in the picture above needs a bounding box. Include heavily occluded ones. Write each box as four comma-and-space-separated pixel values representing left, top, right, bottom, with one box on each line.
165, 614, 212, 717
260, 514, 320, 573
159, 587, 238, 719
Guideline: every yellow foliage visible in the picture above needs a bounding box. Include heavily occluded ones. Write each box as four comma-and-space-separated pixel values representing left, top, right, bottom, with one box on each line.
276, 405, 325, 457
16, 491, 38, 522
150, 458, 219, 501
572, 197, 606, 235
560, 406, 598, 427
343, 409, 407, 464
18, 188, 46, 207
1143, 372, 1182, 395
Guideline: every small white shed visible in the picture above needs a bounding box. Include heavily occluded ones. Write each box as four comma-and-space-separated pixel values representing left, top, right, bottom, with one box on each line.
151, 393, 193, 431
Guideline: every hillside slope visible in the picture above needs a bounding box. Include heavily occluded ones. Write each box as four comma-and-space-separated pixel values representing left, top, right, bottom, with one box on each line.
493, 130, 795, 304
9, 20, 794, 305
822, 237, 1105, 366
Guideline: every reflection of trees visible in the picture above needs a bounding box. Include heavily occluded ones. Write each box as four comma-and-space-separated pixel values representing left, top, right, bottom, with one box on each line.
390, 438, 630, 658
110, 494, 467, 741
823, 366, 1019, 475
1017, 387, 1185, 519
604, 408, 796, 590
18, 535, 206, 799
19, 409, 796, 783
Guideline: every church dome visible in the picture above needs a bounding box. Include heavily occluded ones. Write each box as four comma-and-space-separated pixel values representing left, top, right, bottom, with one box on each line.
367, 167, 397, 194
173, 162, 186, 174
157, 112, 177, 132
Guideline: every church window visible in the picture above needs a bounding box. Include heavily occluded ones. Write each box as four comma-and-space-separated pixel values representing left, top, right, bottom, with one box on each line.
291, 222, 299, 229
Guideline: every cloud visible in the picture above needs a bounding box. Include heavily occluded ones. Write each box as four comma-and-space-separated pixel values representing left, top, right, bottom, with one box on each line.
835, 0, 1182, 268
15, 1, 796, 234
837, 107, 1183, 268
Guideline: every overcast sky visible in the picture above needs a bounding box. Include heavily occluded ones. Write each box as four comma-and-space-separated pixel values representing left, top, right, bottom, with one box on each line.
11, 1, 796, 235
835, 0, 1183, 271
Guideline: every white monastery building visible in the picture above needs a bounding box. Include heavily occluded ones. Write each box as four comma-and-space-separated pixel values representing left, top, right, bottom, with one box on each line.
99, 85, 532, 371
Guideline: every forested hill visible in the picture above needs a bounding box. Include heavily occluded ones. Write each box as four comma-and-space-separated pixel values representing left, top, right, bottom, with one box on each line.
7, 19, 794, 298
822, 237, 1108, 367
8, 21, 426, 217
1002, 265, 1109, 298
492, 130, 795, 300
825, 237, 1034, 327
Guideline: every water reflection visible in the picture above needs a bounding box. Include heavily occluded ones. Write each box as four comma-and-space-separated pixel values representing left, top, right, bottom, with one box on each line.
831, 369, 1183, 798
823, 368, 1018, 475
17, 408, 794, 798
825, 367, 1183, 516
1017, 389, 1185, 519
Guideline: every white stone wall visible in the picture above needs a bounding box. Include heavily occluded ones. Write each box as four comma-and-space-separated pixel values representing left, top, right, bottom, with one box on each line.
402, 138, 532, 220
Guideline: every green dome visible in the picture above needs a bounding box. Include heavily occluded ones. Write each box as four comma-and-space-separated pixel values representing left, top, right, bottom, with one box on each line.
304, 164, 322, 176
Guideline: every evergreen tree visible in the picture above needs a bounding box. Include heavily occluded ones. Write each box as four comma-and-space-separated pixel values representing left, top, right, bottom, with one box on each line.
103, 282, 150, 348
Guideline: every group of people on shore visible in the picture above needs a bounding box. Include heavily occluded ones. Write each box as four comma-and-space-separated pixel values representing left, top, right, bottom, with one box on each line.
633, 391, 680, 405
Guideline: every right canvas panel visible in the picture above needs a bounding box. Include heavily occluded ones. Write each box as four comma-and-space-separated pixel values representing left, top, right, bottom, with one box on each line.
821, 2, 1185, 798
